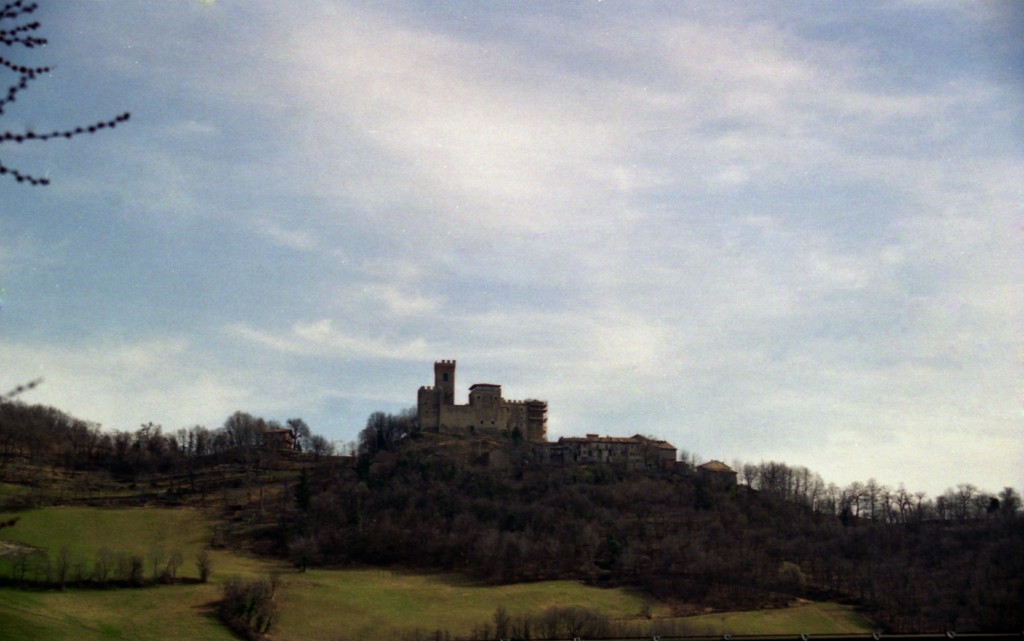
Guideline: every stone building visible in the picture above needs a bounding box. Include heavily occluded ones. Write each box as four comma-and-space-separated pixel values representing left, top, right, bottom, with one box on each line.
696, 460, 738, 487
538, 434, 677, 471
417, 360, 548, 442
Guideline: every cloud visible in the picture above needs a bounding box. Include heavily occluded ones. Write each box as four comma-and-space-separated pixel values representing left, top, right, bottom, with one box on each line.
205, 4, 1021, 491
0, 337, 251, 430
228, 319, 432, 362
265, 14, 633, 236
361, 284, 441, 317
250, 218, 324, 253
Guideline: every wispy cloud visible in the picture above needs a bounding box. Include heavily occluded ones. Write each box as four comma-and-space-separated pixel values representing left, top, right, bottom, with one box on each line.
0, 337, 249, 430
228, 319, 432, 362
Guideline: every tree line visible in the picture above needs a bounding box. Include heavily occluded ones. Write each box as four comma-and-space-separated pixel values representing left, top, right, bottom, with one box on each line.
0, 543, 211, 589
0, 400, 335, 484
737, 459, 1020, 524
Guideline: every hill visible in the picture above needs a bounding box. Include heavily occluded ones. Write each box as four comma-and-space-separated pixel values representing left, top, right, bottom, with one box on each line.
1, 399, 1022, 633
275, 432, 1024, 633
0, 505, 872, 640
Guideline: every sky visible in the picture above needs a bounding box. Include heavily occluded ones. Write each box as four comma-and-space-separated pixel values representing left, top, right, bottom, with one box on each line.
1, 1, 1021, 498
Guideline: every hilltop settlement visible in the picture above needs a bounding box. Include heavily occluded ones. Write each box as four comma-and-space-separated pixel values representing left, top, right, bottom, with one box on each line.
416, 359, 736, 482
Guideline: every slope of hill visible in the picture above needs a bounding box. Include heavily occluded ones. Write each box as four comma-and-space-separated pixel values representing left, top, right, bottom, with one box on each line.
0, 505, 873, 641
274, 434, 1023, 633
1, 400, 1021, 633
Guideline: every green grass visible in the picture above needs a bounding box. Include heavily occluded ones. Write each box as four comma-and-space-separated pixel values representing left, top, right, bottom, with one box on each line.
0, 505, 287, 641
0, 505, 289, 583
0, 583, 237, 641
684, 601, 873, 635
274, 570, 874, 640
276, 568, 651, 641
0, 505, 875, 641
0, 507, 210, 576
0, 482, 32, 499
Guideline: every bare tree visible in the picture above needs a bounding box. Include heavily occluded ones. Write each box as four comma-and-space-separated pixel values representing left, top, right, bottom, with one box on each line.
998, 487, 1021, 517
864, 478, 881, 520
195, 549, 212, 583
55, 544, 71, 588
307, 434, 333, 461
357, 410, 413, 458
223, 411, 264, 448
1, 1, 129, 185
286, 417, 311, 451
147, 545, 165, 581
163, 550, 183, 582
953, 483, 977, 521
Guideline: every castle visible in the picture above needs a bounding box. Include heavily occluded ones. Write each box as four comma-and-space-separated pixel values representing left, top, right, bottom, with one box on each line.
415, 360, 734, 483
417, 360, 548, 442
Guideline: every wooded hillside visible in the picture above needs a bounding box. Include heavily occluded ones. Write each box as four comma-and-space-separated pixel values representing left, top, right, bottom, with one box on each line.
2, 400, 1021, 633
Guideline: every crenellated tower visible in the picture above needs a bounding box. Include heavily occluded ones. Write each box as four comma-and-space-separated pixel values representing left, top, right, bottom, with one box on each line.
434, 360, 456, 406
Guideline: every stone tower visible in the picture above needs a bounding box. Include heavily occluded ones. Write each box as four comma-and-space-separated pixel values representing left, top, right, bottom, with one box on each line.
434, 360, 456, 406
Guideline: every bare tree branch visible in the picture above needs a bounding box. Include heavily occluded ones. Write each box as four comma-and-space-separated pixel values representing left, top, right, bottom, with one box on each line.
1, 377, 42, 401
1, 1, 130, 186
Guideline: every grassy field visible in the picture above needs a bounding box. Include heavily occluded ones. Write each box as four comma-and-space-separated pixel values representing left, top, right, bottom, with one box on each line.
0, 505, 874, 641
276, 568, 653, 640
0, 482, 32, 499
685, 601, 873, 636
275, 570, 873, 640
0, 505, 284, 641
0, 583, 236, 641
0, 506, 211, 574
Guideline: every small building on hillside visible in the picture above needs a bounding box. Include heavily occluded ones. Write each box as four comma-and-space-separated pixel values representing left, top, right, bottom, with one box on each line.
262, 428, 295, 451
697, 460, 737, 487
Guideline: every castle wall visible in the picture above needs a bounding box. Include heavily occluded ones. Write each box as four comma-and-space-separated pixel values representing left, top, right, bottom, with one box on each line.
417, 361, 547, 441
439, 402, 501, 435
417, 386, 440, 428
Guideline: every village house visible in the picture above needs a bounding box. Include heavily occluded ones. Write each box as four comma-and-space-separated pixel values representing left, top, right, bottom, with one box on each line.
697, 460, 738, 487
261, 428, 295, 451
537, 434, 678, 472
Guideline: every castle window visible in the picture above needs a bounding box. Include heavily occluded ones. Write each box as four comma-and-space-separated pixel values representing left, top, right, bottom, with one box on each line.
443, 373, 449, 382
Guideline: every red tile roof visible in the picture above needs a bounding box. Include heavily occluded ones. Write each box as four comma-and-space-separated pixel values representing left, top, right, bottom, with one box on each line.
698, 460, 735, 473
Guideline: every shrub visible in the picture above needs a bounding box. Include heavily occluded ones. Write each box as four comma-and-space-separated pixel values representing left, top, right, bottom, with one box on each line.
218, 576, 280, 639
